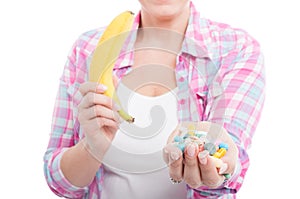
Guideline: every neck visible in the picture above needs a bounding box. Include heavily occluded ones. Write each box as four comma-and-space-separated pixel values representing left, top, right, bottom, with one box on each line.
139, 5, 190, 35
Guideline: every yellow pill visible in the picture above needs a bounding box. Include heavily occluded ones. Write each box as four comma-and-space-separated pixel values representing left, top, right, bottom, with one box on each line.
213, 148, 227, 159
188, 131, 195, 136
187, 124, 196, 136
187, 124, 196, 131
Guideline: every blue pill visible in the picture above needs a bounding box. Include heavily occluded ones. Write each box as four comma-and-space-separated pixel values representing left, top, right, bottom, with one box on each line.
219, 143, 229, 150
195, 132, 205, 138
177, 143, 186, 152
183, 134, 189, 139
174, 136, 183, 143
204, 143, 216, 155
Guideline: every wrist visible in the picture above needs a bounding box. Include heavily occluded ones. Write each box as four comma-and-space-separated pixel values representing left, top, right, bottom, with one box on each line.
81, 139, 103, 165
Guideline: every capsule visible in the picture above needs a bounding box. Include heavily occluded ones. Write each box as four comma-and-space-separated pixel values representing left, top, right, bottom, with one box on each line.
223, 173, 231, 179
218, 142, 229, 151
174, 135, 183, 143
195, 132, 205, 138
213, 148, 227, 159
187, 124, 196, 136
177, 143, 186, 152
204, 142, 217, 155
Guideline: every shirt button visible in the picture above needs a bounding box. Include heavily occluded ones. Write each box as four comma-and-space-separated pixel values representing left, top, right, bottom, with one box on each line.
179, 77, 185, 82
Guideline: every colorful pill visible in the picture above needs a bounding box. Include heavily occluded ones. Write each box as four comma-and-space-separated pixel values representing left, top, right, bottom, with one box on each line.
183, 133, 189, 139
187, 131, 195, 136
174, 135, 183, 143
187, 124, 196, 136
218, 142, 229, 150
177, 143, 186, 152
195, 132, 205, 138
187, 124, 196, 131
204, 142, 217, 155
223, 173, 231, 179
213, 148, 227, 159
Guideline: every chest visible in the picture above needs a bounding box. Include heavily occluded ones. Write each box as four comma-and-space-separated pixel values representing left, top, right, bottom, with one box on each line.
120, 49, 178, 97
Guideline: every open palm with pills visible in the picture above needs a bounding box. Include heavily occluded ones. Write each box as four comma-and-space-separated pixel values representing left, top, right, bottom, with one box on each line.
163, 122, 238, 188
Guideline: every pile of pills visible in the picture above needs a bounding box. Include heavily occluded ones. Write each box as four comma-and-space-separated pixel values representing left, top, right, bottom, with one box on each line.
173, 124, 231, 179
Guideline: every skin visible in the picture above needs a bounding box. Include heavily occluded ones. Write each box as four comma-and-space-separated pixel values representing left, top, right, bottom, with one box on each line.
163, 122, 238, 188
138, 0, 190, 32
61, 83, 120, 187
60, 0, 238, 190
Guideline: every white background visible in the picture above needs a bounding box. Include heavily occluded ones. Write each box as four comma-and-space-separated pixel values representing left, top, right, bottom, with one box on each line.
0, 0, 299, 198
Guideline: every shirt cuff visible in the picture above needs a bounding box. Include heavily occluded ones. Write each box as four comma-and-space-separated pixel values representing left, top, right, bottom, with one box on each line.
48, 148, 88, 198
192, 153, 242, 197
223, 157, 242, 189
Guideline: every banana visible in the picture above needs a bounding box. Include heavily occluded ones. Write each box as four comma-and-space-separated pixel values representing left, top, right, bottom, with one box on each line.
89, 11, 135, 123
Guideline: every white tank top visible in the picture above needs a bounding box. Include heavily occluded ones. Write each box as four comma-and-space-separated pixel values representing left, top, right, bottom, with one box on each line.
101, 82, 187, 199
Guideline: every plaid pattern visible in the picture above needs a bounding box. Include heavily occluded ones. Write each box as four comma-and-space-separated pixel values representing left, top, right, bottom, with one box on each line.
43, 2, 265, 198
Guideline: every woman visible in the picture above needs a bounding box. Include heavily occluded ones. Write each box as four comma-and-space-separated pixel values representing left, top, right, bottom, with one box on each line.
43, 0, 265, 198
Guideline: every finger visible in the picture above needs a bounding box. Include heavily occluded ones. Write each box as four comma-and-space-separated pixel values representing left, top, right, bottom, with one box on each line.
213, 130, 239, 175
98, 118, 119, 140
84, 105, 121, 122
218, 144, 238, 175
198, 150, 225, 188
79, 92, 114, 109
163, 144, 183, 182
97, 117, 119, 129
183, 143, 202, 188
83, 115, 119, 130
79, 82, 108, 96
194, 121, 239, 175
85, 117, 118, 141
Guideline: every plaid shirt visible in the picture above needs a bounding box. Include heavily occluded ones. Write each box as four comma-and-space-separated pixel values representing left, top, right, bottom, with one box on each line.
43, 2, 265, 198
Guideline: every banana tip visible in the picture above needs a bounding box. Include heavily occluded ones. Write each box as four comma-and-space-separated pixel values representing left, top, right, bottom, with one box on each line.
127, 117, 135, 123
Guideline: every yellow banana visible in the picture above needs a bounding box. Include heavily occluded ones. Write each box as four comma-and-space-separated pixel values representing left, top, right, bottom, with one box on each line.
89, 11, 135, 123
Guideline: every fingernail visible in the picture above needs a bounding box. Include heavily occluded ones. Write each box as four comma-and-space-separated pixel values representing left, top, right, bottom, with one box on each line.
219, 163, 228, 174
163, 148, 169, 155
170, 151, 180, 161
198, 150, 209, 165
97, 84, 107, 92
187, 144, 196, 157
114, 103, 121, 111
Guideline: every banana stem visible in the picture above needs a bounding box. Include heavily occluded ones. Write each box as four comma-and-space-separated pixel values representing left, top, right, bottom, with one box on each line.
117, 109, 135, 123
113, 95, 135, 123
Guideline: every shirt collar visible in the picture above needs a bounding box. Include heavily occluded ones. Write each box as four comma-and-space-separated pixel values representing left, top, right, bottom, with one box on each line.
181, 1, 213, 59
115, 1, 213, 70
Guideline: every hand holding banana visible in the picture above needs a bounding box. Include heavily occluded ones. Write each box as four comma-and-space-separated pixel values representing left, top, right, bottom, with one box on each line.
78, 82, 121, 162
89, 11, 135, 123
78, 11, 135, 162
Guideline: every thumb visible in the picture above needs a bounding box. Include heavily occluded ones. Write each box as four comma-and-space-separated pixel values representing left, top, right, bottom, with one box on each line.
217, 144, 238, 175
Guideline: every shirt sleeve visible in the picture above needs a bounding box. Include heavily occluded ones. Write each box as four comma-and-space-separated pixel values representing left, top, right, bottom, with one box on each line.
192, 31, 265, 197
43, 40, 88, 198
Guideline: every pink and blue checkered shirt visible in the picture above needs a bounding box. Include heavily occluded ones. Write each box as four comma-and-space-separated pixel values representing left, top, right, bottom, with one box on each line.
43, 2, 265, 198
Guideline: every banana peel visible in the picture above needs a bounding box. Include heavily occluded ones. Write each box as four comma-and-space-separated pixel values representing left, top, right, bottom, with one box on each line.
89, 11, 135, 123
